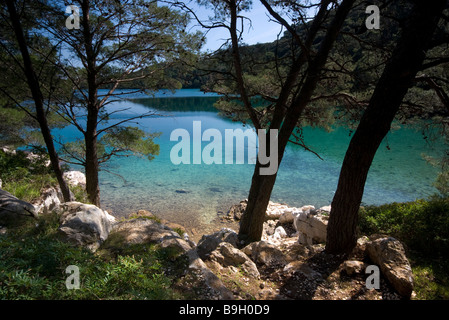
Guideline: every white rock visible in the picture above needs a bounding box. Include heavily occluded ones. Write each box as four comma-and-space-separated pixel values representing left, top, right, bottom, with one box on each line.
33, 187, 62, 215
58, 202, 114, 252
63, 171, 86, 187
274, 226, 287, 239
366, 236, 414, 298
294, 211, 328, 245
300, 205, 315, 212
266, 208, 282, 220
279, 209, 295, 224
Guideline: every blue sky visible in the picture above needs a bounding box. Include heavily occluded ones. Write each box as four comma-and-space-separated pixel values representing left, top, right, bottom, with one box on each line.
184, 1, 290, 52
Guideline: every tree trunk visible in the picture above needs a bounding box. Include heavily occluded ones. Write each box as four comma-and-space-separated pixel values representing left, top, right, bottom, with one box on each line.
238, 0, 356, 243
81, 0, 101, 207
84, 125, 100, 207
325, 0, 446, 254
6, 0, 72, 202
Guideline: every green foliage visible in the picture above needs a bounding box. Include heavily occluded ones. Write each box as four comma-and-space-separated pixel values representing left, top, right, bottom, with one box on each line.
358, 196, 449, 257
358, 197, 449, 299
100, 126, 161, 161
70, 184, 89, 204
0, 212, 187, 300
60, 127, 161, 166
0, 149, 56, 202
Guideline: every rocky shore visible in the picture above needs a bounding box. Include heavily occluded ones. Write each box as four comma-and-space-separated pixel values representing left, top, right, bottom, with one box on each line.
0, 170, 415, 300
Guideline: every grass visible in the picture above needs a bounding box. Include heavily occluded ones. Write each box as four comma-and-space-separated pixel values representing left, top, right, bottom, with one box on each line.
0, 212, 190, 300
0, 149, 89, 203
1, 150, 58, 202
411, 256, 449, 300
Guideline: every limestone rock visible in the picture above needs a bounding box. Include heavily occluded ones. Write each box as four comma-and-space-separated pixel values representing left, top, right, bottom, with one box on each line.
32, 187, 63, 215
366, 236, 414, 298
293, 210, 328, 245
279, 207, 302, 224
274, 226, 287, 239
300, 205, 315, 212
111, 217, 181, 246
227, 200, 247, 220
196, 228, 239, 260
0, 188, 37, 226
318, 205, 331, 213
209, 242, 260, 279
63, 171, 86, 187
343, 260, 365, 276
242, 241, 287, 267
58, 202, 115, 252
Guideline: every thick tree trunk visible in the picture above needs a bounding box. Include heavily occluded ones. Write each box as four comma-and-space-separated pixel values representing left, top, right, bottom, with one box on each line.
81, 0, 101, 207
84, 107, 100, 207
238, 0, 356, 243
6, 0, 72, 202
325, 0, 446, 254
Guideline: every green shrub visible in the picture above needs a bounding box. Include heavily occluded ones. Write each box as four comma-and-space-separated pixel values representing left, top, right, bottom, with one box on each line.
0, 212, 187, 300
359, 196, 449, 257
0, 150, 57, 202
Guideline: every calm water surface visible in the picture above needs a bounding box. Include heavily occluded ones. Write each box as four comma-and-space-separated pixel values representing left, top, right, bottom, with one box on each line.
56, 89, 445, 233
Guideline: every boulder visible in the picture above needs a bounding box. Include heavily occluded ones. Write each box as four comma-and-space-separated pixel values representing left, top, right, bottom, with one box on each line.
265, 201, 289, 220
63, 171, 86, 187
293, 210, 328, 245
274, 226, 288, 239
111, 217, 185, 248
279, 207, 302, 224
209, 242, 260, 279
318, 205, 331, 213
227, 200, 247, 220
33, 187, 63, 215
58, 202, 116, 252
242, 241, 287, 267
366, 236, 414, 298
343, 260, 365, 276
0, 188, 37, 225
300, 205, 315, 212
196, 228, 239, 260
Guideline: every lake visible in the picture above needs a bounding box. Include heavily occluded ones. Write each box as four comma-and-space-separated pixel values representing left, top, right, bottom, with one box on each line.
56, 89, 445, 235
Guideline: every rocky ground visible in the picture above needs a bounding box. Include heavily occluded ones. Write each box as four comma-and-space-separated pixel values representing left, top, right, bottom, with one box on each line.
1, 172, 414, 300
195, 224, 406, 300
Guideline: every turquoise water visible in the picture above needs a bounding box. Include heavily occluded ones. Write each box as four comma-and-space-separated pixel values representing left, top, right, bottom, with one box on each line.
56, 89, 445, 231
